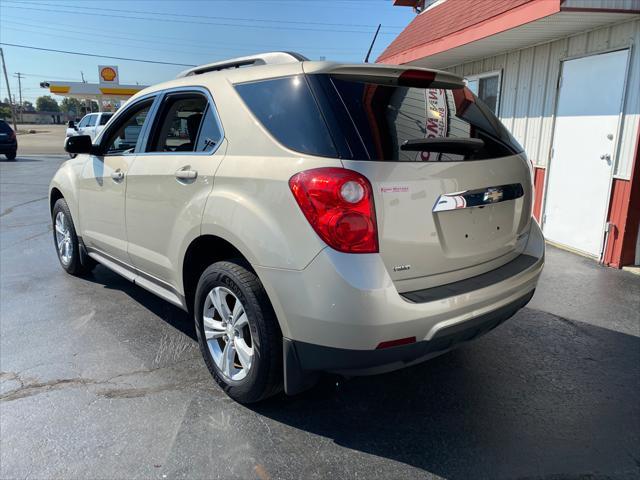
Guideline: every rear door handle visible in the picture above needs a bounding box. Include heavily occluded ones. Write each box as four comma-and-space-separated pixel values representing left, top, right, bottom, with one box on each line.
175, 168, 198, 180
111, 169, 125, 182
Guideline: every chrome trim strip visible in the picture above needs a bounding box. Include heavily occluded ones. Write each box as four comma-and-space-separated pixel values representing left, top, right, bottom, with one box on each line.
85, 246, 187, 310
432, 183, 524, 212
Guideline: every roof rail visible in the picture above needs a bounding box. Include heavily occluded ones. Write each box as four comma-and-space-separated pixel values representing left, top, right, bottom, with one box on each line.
176, 51, 309, 78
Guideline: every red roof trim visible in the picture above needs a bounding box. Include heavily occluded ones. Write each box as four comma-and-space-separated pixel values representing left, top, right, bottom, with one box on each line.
378, 0, 561, 65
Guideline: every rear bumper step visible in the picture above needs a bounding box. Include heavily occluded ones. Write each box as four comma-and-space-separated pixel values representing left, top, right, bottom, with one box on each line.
402, 254, 538, 303
283, 289, 535, 395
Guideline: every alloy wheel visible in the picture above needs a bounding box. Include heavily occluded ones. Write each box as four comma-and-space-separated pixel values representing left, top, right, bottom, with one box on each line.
203, 286, 254, 381
54, 211, 72, 266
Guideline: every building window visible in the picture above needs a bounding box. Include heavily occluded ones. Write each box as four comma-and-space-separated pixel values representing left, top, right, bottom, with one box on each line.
466, 71, 501, 114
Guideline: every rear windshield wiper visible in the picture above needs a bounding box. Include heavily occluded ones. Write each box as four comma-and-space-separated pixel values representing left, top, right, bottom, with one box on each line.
400, 138, 484, 155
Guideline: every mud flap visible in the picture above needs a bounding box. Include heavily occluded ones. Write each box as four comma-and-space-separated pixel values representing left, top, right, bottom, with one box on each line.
283, 338, 319, 395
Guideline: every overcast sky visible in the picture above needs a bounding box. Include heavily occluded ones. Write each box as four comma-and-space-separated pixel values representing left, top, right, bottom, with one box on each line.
0, 0, 414, 104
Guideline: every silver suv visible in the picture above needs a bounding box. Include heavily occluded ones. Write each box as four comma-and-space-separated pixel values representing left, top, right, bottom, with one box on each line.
51, 52, 544, 403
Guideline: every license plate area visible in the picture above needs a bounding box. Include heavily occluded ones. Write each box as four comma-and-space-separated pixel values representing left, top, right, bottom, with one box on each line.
434, 202, 519, 258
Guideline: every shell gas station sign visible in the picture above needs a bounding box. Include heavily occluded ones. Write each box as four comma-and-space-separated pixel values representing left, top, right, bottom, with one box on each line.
98, 65, 119, 84
40, 64, 146, 107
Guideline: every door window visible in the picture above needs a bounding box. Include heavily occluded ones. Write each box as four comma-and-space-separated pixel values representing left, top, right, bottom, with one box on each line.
86, 114, 97, 127
102, 99, 153, 155
78, 115, 90, 128
147, 94, 209, 152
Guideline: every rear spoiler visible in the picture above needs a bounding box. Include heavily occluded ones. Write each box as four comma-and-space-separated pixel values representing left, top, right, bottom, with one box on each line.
303, 64, 465, 90
177, 51, 308, 78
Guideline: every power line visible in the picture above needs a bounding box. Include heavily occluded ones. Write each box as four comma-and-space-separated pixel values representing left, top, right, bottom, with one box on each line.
0, 3, 400, 35
0, 15, 370, 53
7, 72, 83, 82
6, 0, 404, 30
0, 19, 367, 57
0, 43, 197, 67
0, 25, 214, 60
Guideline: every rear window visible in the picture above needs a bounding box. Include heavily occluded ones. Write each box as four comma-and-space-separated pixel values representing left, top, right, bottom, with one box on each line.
235, 74, 522, 161
99, 113, 113, 125
0, 120, 12, 133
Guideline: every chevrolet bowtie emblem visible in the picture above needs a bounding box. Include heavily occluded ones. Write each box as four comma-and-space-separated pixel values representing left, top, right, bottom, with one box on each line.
483, 188, 504, 204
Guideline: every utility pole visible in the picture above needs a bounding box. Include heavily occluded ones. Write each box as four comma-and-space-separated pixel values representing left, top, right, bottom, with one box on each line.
14, 72, 24, 123
80, 71, 85, 83
0, 48, 18, 131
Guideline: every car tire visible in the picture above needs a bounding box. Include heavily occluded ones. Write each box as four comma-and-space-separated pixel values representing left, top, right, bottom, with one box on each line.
52, 198, 96, 276
6, 151, 16, 161
194, 260, 283, 403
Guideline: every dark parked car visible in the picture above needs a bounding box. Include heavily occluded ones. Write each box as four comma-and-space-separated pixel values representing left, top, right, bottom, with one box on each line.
0, 120, 17, 160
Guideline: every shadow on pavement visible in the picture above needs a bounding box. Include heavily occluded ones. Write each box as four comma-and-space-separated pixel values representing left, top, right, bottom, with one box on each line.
80, 263, 640, 479
250, 307, 640, 478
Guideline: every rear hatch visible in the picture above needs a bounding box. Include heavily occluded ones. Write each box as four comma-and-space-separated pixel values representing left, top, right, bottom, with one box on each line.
234, 63, 533, 291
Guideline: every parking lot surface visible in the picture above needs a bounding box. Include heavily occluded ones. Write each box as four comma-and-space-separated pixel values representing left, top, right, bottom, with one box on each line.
13, 124, 67, 155
1, 155, 639, 479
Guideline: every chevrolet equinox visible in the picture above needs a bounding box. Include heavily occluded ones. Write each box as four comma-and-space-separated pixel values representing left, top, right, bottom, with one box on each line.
51, 52, 544, 403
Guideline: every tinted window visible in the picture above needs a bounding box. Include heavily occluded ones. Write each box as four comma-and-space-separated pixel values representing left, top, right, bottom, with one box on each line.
327, 76, 522, 161
103, 100, 152, 155
99, 113, 113, 125
234, 75, 337, 158
195, 105, 223, 153
0, 120, 11, 133
148, 94, 207, 152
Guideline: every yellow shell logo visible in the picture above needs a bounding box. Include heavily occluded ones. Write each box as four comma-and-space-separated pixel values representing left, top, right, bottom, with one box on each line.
100, 67, 117, 82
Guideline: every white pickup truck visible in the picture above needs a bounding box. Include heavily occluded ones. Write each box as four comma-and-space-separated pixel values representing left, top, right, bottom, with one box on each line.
66, 112, 113, 141
66, 112, 114, 158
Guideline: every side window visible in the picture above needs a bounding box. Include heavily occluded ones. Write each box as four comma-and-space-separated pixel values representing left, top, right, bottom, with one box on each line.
103, 99, 153, 155
195, 106, 223, 152
86, 115, 97, 127
147, 94, 207, 152
78, 115, 90, 128
234, 76, 337, 158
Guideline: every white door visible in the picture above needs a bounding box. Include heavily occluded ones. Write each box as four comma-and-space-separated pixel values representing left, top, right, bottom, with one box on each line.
543, 49, 628, 257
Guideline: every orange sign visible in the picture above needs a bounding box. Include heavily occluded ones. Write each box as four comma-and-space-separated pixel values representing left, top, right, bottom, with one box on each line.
98, 65, 119, 84
100, 67, 116, 82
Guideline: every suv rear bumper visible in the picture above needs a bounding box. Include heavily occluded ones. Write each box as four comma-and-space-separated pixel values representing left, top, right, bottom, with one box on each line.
0, 141, 17, 154
283, 289, 533, 393
255, 221, 544, 394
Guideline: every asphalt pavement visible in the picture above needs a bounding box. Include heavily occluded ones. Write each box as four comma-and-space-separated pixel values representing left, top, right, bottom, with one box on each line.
1, 154, 639, 479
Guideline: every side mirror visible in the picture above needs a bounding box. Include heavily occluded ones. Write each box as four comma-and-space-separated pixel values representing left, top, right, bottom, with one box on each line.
65, 135, 99, 155
67, 120, 75, 128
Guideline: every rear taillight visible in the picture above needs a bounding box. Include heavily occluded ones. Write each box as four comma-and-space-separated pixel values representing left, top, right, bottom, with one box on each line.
289, 167, 378, 254
9, 131, 16, 141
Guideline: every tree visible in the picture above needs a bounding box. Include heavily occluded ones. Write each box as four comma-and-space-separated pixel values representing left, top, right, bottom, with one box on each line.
60, 98, 100, 116
36, 95, 60, 112
21, 100, 35, 112
60, 97, 83, 115
0, 105, 11, 119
